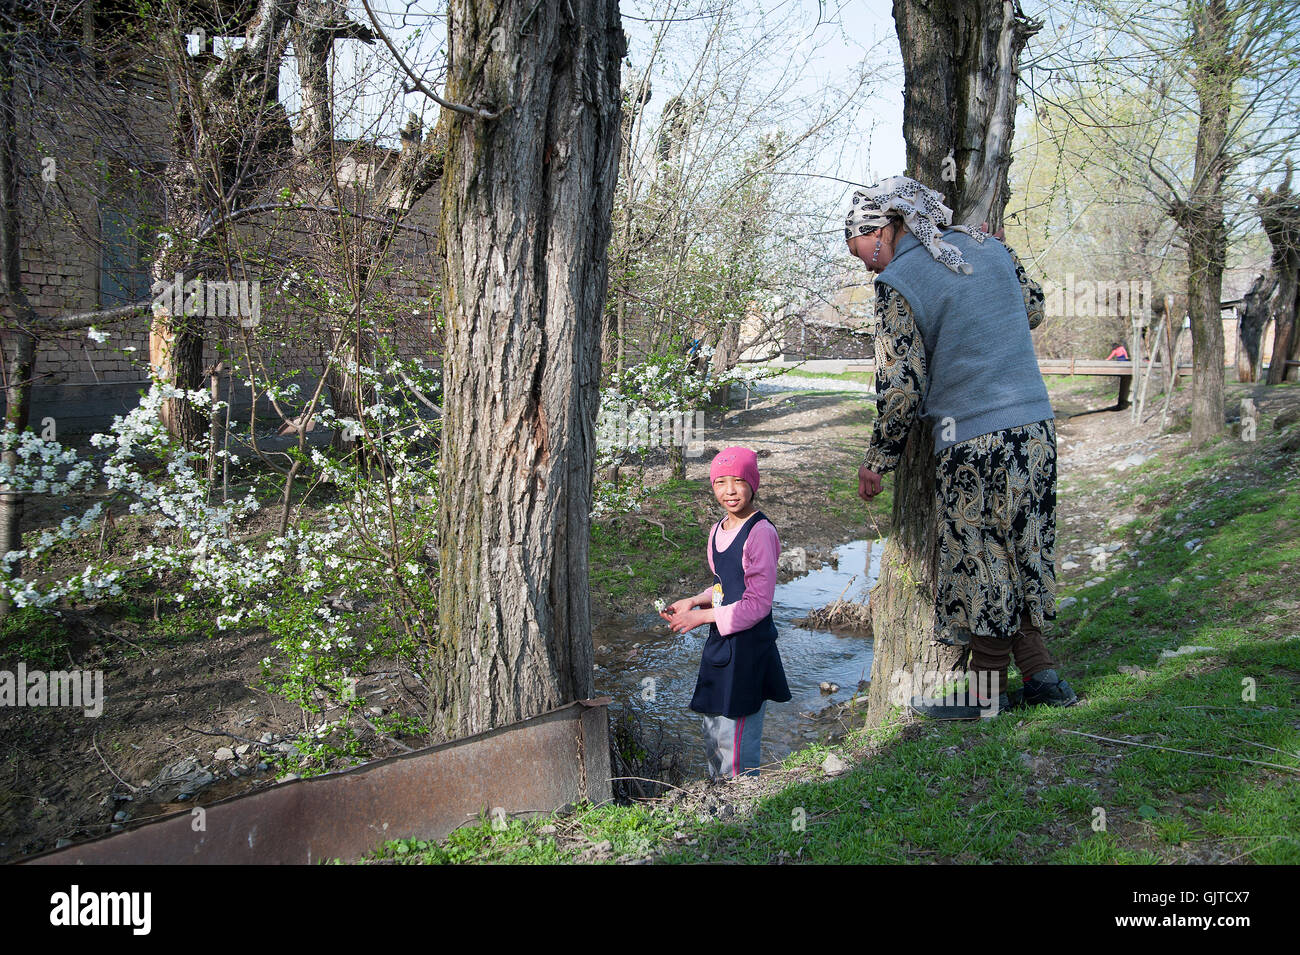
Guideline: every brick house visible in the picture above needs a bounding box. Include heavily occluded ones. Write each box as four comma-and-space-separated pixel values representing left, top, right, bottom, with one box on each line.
8, 4, 441, 434
780, 281, 875, 360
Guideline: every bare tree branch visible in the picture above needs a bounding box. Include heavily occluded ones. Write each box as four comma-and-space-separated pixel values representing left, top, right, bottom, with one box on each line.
358, 0, 504, 120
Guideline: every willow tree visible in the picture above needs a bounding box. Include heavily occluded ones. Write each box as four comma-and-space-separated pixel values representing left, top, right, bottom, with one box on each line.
1260, 170, 1300, 384
1169, 0, 1234, 438
432, 0, 624, 739
1033, 1, 1300, 436
866, 0, 1042, 725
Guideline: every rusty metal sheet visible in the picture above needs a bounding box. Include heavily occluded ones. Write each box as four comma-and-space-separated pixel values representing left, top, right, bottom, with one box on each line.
24, 698, 611, 865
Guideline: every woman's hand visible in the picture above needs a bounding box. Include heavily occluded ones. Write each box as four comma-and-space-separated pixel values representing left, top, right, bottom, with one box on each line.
858, 465, 883, 501
666, 607, 712, 634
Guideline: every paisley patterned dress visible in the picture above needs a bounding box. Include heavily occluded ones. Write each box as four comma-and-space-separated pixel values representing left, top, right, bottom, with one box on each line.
862, 245, 1056, 642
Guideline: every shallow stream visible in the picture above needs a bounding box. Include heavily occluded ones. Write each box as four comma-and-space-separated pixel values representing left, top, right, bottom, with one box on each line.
592, 538, 883, 772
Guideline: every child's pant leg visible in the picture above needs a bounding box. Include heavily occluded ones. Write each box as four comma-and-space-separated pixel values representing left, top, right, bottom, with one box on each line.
702, 701, 767, 779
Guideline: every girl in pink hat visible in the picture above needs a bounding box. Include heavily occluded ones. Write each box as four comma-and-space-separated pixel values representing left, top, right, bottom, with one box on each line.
659, 446, 791, 779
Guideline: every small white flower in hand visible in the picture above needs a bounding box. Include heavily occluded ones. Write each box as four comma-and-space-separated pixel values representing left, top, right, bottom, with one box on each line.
653, 597, 667, 614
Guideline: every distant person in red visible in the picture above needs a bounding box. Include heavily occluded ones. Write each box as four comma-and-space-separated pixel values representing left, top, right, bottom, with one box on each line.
1106, 343, 1129, 361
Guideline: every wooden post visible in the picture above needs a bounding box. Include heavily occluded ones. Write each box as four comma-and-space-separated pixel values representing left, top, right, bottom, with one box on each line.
1135, 327, 1164, 423
1160, 324, 1191, 431
1129, 316, 1144, 422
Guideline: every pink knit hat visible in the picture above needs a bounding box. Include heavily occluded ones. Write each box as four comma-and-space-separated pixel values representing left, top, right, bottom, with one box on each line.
709, 446, 760, 492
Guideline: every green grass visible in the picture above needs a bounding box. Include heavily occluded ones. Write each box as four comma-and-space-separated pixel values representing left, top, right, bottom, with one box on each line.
368, 406, 1300, 865
589, 478, 711, 608
818, 463, 894, 527
372, 803, 684, 865
370, 636, 1297, 864
1049, 373, 1125, 390
0, 607, 74, 668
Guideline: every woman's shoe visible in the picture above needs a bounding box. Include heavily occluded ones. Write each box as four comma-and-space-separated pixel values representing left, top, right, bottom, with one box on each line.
1022, 669, 1078, 707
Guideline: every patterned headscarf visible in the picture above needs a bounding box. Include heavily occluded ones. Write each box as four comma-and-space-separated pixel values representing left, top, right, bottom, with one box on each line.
844, 176, 975, 275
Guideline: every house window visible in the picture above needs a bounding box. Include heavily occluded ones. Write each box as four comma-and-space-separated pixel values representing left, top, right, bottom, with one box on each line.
98, 164, 159, 308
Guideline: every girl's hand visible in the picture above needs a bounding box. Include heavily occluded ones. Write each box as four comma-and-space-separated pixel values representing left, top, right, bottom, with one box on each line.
662, 597, 696, 619
667, 608, 709, 634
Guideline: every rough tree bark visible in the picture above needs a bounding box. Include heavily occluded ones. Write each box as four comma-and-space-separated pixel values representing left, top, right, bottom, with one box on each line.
1235, 271, 1275, 383
1169, 0, 1236, 442
1260, 172, 1300, 385
866, 0, 1040, 727
434, 0, 625, 739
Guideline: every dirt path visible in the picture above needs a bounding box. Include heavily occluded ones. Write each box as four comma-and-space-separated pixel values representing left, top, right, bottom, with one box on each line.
658, 375, 1300, 583
641, 389, 880, 571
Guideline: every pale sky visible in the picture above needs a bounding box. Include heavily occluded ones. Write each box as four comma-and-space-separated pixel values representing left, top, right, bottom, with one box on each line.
619, 0, 908, 203
794, 1, 907, 187
288, 1, 908, 213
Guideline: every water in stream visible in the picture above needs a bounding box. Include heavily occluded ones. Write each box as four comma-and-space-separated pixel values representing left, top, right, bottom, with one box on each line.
592, 538, 883, 772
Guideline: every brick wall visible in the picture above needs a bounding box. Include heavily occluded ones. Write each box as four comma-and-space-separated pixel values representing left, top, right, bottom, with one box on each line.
15, 46, 444, 410
19, 45, 169, 387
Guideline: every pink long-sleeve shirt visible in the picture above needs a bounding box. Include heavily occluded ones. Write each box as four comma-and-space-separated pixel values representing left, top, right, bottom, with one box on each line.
707, 514, 780, 636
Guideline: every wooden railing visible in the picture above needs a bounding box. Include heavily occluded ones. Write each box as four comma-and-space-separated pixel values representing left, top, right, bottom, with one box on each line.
842, 359, 1193, 377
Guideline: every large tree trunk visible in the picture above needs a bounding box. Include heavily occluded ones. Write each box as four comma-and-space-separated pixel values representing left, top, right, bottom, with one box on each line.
149, 299, 208, 445
1172, 0, 1233, 443
1266, 262, 1299, 384
434, 0, 624, 739
1184, 225, 1227, 444
866, 0, 1039, 727
1236, 272, 1275, 382
1260, 174, 1300, 385
0, 332, 35, 597
707, 319, 741, 409
0, 28, 36, 620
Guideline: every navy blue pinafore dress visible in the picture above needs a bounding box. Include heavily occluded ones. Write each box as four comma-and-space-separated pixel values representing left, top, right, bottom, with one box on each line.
689, 511, 792, 719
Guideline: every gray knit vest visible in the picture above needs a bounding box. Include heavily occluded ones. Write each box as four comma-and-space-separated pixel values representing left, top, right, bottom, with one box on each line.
873, 230, 1054, 454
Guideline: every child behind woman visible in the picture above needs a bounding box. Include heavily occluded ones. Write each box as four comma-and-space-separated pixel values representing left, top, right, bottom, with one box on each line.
660, 447, 790, 779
